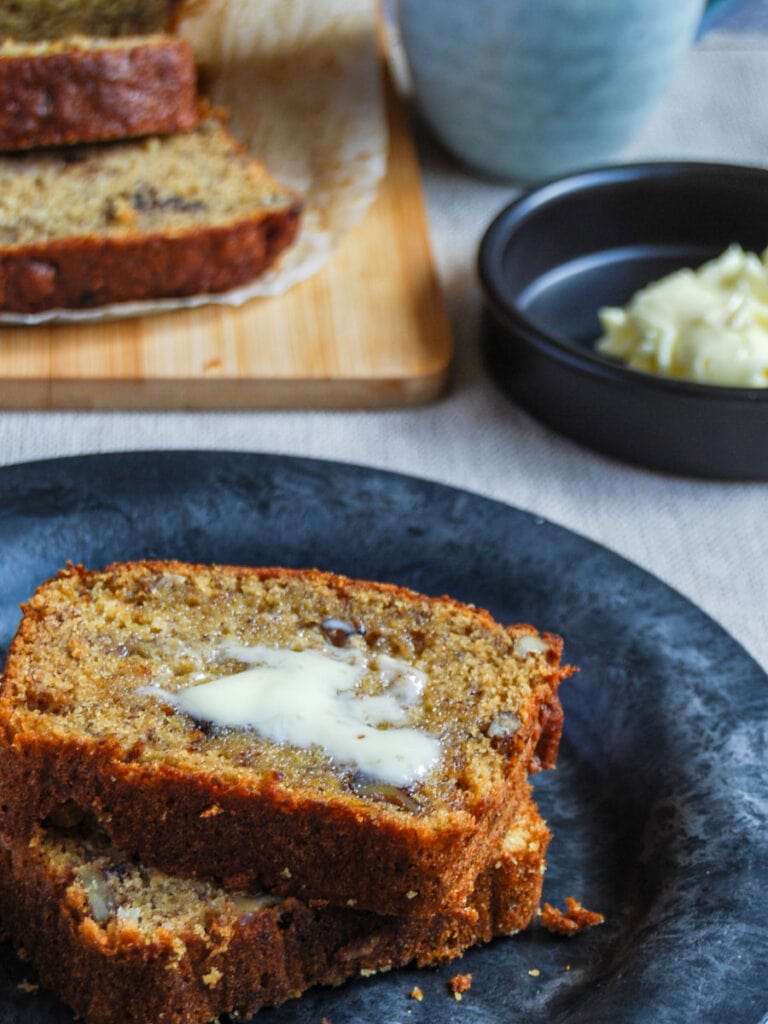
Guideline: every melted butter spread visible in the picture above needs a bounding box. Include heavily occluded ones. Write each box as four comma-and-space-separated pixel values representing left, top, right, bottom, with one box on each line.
154, 644, 441, 787
597, 245, 768, 387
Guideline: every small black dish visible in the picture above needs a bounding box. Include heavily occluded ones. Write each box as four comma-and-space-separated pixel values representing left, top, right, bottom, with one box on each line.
479, 161, 768, 479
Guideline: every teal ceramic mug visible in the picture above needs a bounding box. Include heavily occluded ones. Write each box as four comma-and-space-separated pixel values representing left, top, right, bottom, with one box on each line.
397, 0, 728, 182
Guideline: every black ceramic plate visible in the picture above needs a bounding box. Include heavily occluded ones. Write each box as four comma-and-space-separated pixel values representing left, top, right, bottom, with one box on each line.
0, 451, 766, 1024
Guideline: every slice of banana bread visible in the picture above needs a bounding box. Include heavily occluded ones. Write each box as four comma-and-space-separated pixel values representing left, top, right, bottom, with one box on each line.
0, 0, 183, 41
0, 795, 551, 1024
0, 35, 198, 151
0, 118, 302, 312
0, 561, 569, 917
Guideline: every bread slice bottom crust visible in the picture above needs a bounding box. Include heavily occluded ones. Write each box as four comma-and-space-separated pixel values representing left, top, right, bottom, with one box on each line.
0, 794, 550, 1024
0, 123, 302, 312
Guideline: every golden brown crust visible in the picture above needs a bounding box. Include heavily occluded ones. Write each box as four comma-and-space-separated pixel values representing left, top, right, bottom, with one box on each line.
0, 560, 568, 917
0, 36, 198, 151
0, 796, 550, 1024
0, 207, 301, 311
0, 119, 302, 312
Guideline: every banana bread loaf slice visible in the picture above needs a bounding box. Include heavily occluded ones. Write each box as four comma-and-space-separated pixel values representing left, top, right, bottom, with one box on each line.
0, 795, 551, 1024
0, 35, 198, 151
0, 561, 569, 918
0, 0, 183, 41
0, 118, 302, 312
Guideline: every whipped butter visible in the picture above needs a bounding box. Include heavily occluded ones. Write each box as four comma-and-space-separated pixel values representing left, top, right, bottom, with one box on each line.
597, 245, 768, 387
151, 644, 440, 787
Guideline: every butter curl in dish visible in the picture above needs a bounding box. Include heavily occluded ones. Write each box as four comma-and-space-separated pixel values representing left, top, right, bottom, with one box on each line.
597, 244, 768, 388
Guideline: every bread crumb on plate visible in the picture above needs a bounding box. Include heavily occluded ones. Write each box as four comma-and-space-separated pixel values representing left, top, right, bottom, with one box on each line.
541, 897, 604, 936
448, 973, 472, 1000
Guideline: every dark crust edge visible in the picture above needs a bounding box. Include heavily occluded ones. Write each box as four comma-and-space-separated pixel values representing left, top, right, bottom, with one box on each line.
0, 735, 536, 919
0, 37, 199, 150
0, 798, 549, 1024
0, 202, 302, 312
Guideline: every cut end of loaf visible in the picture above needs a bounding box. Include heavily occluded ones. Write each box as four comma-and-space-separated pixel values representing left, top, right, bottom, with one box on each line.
0, 119, 303, 311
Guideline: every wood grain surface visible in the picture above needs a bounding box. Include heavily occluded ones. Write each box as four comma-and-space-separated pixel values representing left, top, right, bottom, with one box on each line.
0, 77, 452, 410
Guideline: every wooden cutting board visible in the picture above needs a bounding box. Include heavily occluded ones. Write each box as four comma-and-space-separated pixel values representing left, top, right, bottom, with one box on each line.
0, 77, 452, 410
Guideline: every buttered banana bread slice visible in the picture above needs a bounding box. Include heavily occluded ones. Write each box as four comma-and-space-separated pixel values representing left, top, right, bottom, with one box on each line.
0, 35, 198, 151
0, 0, 183, 41
0, 561, 570, 918
0, 796, 551, 1024
0, 118, 301, 312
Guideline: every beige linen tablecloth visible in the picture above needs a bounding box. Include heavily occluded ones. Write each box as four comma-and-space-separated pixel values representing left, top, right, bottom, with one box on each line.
1, 31, 767, 672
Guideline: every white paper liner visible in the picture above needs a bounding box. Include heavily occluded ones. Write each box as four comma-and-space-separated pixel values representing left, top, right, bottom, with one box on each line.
0, 0, 385, 326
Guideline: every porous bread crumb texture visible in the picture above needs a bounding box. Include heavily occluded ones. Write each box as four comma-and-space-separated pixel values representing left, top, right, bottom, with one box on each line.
0, 34, 199, 151
3, 561, 565, 799
0, 794, 550, 1024
0, 0, 182, 41
0, 561, 567, 917
0, 119, 295, 245
0, 120, 302, 311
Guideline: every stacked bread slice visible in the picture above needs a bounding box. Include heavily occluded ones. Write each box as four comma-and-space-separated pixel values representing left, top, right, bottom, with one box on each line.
0, 561, 572, 1024
0, 3, 301, 313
